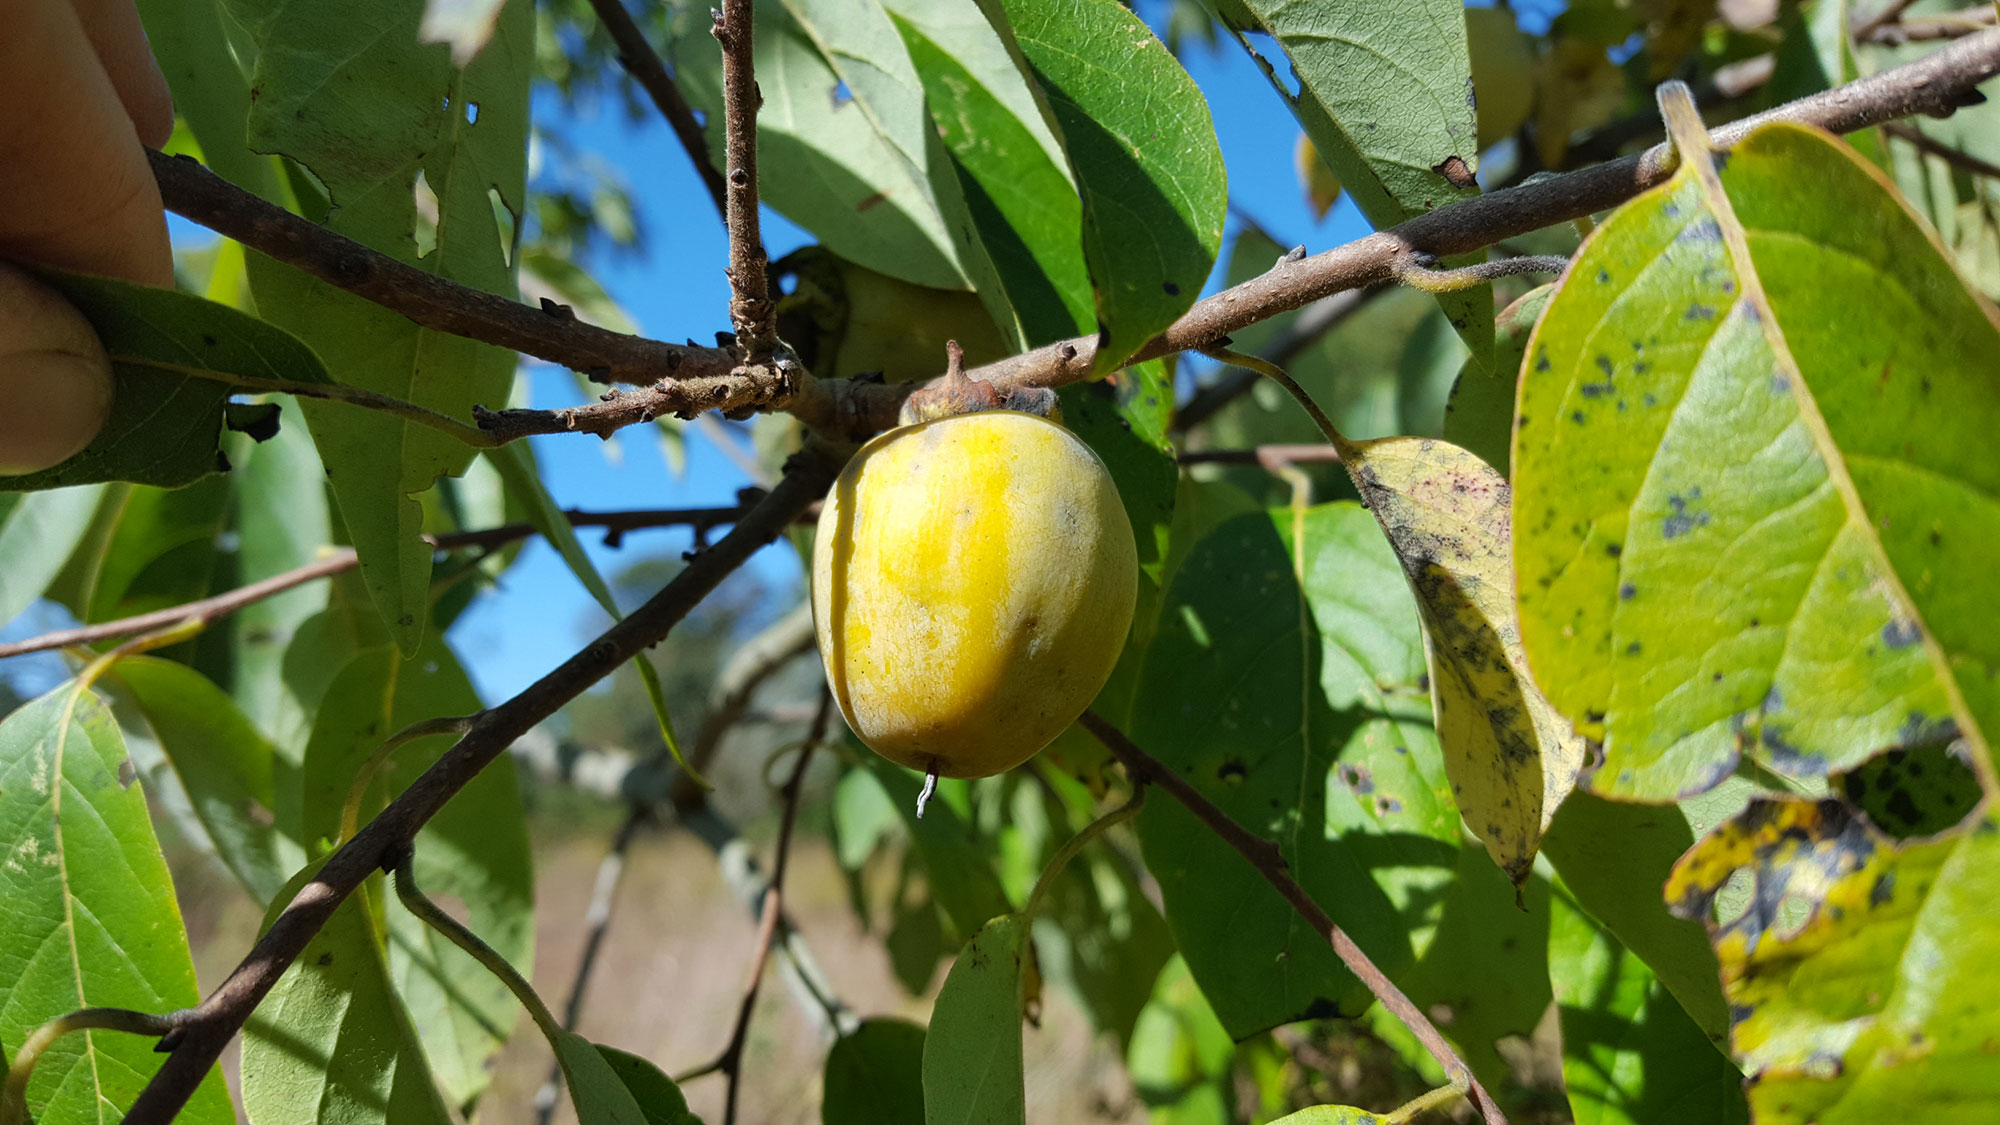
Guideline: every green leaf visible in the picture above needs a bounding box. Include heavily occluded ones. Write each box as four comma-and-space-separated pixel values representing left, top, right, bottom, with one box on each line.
104, 656, 289, 902
1665, 797, 2000, 1122
1514, 118, 2000, 800
1395, 837, 1553, 1090
779, 0, 1019, 341
68, 476, 232, 624
671, 0, 970, 290
1131, 504, 1460, 1036
241, 896, 454, 1125
554, 1033, 653, 1125
0, 486, 104, 625
0, 683, 234, 1125
0, 272, 335, 492
593, 1045, 700, 1125
996, 0, 1227, 371
923, 913, 1029, 1125
308, 633, 529, 1108
1345, 437, 1585, 885
855, 751, 1013, 940
1209, 0, 1489, 366
1033, 822, 1176, 1052
885, 0, 1092, 344
236, 0, 531, 654
229, 398, 334, 752
1125, 956, 1234, 1121
824, 1018, 925, 1125
138, 0, 287, 201
1548, 871, 1748, 1125
1541, 791, 1730, 1045
1443, 284, 1550, 480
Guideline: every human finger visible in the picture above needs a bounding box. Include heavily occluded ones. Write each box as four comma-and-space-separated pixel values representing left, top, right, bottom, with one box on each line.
0, 262, 115, 476
0, 0, 173, 286
69, 0, 175, 149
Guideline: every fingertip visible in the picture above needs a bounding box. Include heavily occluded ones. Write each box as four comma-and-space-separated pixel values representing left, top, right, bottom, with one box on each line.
0, 263, 115, 476
0, 351, 114, 476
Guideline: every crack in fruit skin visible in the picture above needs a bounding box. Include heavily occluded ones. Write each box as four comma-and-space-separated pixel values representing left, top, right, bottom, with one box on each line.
812, 410, 1137, 779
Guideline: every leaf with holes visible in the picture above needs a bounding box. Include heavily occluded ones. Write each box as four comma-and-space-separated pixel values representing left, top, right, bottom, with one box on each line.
0, 271, 335, 492
923, 913, 1029, 1125
994, 0, 1226, 371
0, 683, 234, 1125
1347, 436, 1585, 886
1666, 797, 2000, 1121
1514, 116, 2000, 801
234, 0, 531, 655
1131, 504, 1460, 1037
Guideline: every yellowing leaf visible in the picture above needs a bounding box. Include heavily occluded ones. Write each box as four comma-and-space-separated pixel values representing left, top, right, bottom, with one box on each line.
1666, 797, 2000, 1121
1513, 98, 2000, 801
1348, 437, 1584, 886
1295, 133, 1343, 219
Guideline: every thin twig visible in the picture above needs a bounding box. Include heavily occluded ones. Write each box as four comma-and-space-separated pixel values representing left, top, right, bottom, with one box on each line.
122, 453, 839, 1125
1176, 444, 1344, 468
1862, 8, 1997, 45
0, 503, 786, 661
681, 692, 832, 1125
392, 851, 563, 1041
149, 151, 732, 389
585, 0, 730, 219
1171, 284, 1380, 434
1853, 0, 1922, 41
1882, 120, 2000, 179
1078, 712, 1505, 1125
712, 0, 776, 356
3, 1009, 187, 1124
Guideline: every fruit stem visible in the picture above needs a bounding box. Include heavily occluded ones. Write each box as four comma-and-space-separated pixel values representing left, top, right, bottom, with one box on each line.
916, 760, 940, 819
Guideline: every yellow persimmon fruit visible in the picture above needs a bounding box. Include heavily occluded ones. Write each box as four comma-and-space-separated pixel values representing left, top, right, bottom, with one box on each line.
812, 409, 1137, 781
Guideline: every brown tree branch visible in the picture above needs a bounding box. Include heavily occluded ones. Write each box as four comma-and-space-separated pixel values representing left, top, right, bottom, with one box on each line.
123, 453, 839, 1125
149, 150, 735, 388
1078, 712, 1505, 1125
0, 503, 789, 661
585, 0, 730, 220
713, 0, 776, 357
